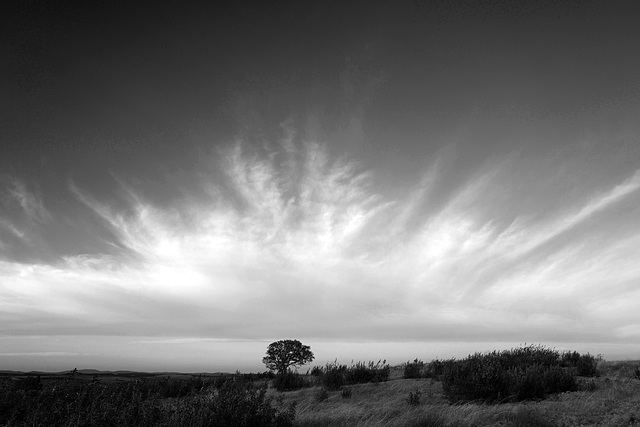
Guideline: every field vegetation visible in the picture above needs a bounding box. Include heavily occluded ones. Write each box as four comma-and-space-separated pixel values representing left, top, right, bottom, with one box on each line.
1, 345, 639, 426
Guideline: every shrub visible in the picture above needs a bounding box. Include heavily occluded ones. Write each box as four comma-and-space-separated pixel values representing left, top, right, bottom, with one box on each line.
309, 366, 323, 376
441, 355, 509, 402
14, 375, 42, 392
273, 371, 309, 391
318, 361, 347, 391
560, 351, 580, 367
506, 365, 547, 401
404, 359, 425, 379
316, 360, 390, 390
561, 351, 599, 377
207, 380, 296, 426
424, 359, 446, 379
407, 390, 422, 406
635, 366, 640, 380
0, 376, 295, 427
345, 360, 390, 384
576, 354, 599, 377
440, 345, 579, 403
156, 377, 195, 398
543, 366, 578, 394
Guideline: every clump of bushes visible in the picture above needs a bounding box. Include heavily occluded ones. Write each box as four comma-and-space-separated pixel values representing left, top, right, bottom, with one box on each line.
209, 380, 296, 426
439, 344, 584, 403
317, 361, 347, 390
0, 377, 295, 426
312, 360, 390, 391
309, 366, 323, 377
153, 375, 221, 398
424, 359, 446, 380
13, 375, 43, 392
345, 360, 390, 384
404, 359, 425, 379
406, 390, 421, 406
560, 351, 600, 377
272, 371, 309, 391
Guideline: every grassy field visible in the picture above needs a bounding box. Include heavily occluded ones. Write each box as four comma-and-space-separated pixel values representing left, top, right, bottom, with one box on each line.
270, 361, 640, 426
1, 356, 639, 426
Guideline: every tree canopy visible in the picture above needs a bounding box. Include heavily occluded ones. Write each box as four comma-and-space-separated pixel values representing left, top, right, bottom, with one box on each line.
262, 339, 314, 375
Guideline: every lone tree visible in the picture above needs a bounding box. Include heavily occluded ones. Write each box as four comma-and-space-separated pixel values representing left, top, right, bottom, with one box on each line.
263, 339, 314, 375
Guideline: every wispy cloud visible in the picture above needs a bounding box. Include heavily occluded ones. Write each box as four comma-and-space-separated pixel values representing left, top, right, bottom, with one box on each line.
0, 177, 52, 254
2, 140, 640, 359
495, 168, 640, 260
0, 217, 27, 242
4, 177, 52, 223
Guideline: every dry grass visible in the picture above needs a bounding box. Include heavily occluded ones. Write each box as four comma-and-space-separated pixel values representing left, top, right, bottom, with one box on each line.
266, 361, 640, 427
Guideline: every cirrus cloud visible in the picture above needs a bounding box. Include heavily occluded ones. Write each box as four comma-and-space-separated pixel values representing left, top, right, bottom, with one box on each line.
1, 138, 640, 370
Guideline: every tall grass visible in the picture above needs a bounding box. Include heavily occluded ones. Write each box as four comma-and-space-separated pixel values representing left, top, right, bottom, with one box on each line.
439, 344, 599, 403
313, 360, 390, 391
1, 346, 631, 426
404, 359, 425, 379
0, 376, 295, 426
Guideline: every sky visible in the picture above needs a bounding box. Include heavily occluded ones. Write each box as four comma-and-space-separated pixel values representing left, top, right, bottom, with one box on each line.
2, 1, 640, 372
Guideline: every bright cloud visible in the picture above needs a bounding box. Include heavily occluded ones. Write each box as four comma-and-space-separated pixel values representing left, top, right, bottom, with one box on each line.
1, 140, 640, 370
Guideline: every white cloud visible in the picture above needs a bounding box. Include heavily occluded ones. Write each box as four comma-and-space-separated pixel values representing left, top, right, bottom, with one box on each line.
1, 141, 640, 363
495, 168, 640, 260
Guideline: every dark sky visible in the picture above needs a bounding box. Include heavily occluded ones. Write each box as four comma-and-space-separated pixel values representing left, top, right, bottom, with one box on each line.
2, 1, 640, 371
6, 1, 639, 170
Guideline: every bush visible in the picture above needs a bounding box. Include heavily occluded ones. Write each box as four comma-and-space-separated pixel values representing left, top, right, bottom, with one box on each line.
543, 366, 578, 394
315, 360, 390, 390
404, 359, 425, 379
440, 345, 579, 403
273, 371, 309, 391
207, 380, 296, 426
561, 351, 599, 377
506, 365, 547, 401
14, 375, 42, 392
576, 354, 599, 377
424, 359, 446, 379
407, 390, 422, 406
345, 360, 390, 384
309, 366, 323, 376
0, 376, 295, 427
156, 377, 194, 398
317, 361, 347, 391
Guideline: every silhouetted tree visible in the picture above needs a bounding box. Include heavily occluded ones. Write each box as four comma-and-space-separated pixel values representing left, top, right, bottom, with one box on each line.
262, 339, 314, 375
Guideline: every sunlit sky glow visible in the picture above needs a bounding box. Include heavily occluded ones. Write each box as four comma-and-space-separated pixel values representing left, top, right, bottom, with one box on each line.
2, 1, 640, 372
